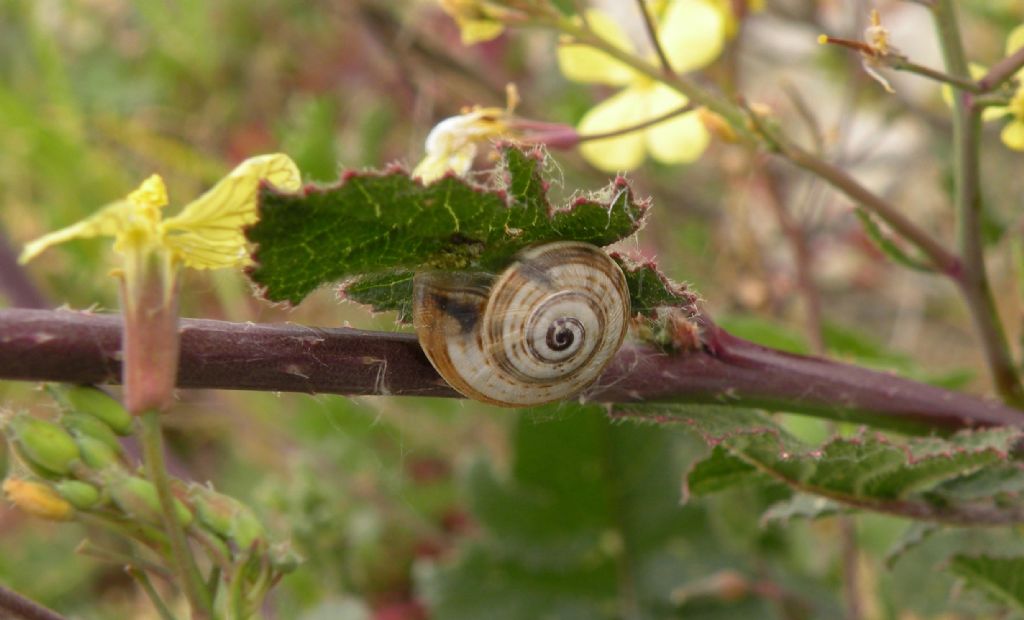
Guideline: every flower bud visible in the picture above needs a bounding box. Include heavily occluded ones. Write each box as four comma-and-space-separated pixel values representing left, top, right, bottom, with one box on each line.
269, 542, 302, 573
74, 435, 121, 471
8, 414, 80, 477
189, 483, 265, 550
2, 477, 74, 521
55, 480, 101, 510
63, 413, 123, 455
108, 474, 193, 527
63, 386, 133, 436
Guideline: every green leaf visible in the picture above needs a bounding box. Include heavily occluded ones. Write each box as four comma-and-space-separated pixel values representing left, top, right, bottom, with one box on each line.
684, 445, 769, 499
950, 555, 1024, 613
854, 209, 935, 273
248, 145, 651, 306
618, 404, 1024, 524
341, 271, 415, 322
614, 254, 696, 317
420, 405, 779, 619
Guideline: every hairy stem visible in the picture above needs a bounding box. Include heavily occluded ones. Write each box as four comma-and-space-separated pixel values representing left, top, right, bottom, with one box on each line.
3, 309, 1023, 431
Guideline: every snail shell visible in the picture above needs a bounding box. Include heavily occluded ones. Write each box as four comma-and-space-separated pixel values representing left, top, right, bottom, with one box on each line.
413, 241, 630, 407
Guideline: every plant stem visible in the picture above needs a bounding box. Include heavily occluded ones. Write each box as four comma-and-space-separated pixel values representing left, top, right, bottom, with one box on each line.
139, 410, 212, 619
76, 539, 175, 582
931, 0, 1024, 407
887, 56, 982, 92
0, 585, 67, 620
3, 309, 1024, 431
757, 124, 961, 275
978, 44, 1024, 92
552, 15, 958, 276
577, 103, 694, 141
127, 567, 178, 620
634, 0, 673, 77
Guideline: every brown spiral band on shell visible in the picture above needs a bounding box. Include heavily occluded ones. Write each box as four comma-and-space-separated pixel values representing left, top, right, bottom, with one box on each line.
413, 242, 630, 407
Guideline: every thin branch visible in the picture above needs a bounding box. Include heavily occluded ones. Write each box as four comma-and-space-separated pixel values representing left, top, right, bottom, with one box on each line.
126, 567, 178, 620
932, 0, 1024, 407
577, 103, 694, 142
977, 44, 1024, 92
634, 0, 673, 76
0, 585, 67, 620
819, 36, 983, 93
742, 106, 962, 276
760, 167, 824, 354
554, 17, 959, 277
2, 309, 1023, 431
139, 411, 212, 619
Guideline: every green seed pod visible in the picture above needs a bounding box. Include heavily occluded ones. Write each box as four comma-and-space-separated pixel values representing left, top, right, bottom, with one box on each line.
55, 480, 101, 510
108, 474, 193, 527
62, 413, 123, 455
74, 435, 121, 470
9, 414, 80, 477
190, 484, 266, 550
64, 386, 133, 436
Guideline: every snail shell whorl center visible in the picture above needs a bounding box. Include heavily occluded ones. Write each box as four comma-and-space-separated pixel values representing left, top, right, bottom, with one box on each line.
413, 241, 630, 407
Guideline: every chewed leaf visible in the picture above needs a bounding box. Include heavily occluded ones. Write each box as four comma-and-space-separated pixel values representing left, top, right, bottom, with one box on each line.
342, 271, 415, 322
614, 254, 697, 317
617, 403, 1024, 525
247, 145, 650, 305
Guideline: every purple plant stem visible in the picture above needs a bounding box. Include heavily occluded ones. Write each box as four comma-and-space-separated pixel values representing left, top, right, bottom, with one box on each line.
0, 585, 68, 620
2, 309, 1022, 431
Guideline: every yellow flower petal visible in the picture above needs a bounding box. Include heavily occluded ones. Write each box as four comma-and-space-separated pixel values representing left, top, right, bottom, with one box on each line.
439, 0, 505, 44
644, 84, 710, 163
1001, 120, 1024, 151
1006, 24, 1024, 57
659, 0, 726, 74
457, 18, 504, 45
557, 10, 637, 86
578, 86, 650, 172
160, 153, 301, 270
20, 200, 136, 264
646, 110, 710, 164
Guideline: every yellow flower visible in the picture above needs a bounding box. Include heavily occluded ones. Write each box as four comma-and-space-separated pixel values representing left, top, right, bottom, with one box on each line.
3, 477, 74, 521
413, 107, 511, 183
439, 0, 505, 45
20, 153, 301, 414
941, 25, 1024, 151
558, 2, 726, 172
995, 25, 1024, 151
20, 153, 301, 269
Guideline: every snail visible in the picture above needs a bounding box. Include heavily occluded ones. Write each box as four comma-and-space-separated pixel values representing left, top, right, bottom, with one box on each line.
413, 241, 630, 407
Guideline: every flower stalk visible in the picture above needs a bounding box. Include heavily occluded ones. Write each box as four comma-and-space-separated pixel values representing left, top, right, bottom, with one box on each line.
931, 0, 1024, 407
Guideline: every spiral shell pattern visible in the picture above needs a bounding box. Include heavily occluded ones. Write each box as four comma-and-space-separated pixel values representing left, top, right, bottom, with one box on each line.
413, 241, 630, 407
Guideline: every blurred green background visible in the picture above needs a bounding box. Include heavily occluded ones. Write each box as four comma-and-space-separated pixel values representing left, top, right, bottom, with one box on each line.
2, 0, 1024, 618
